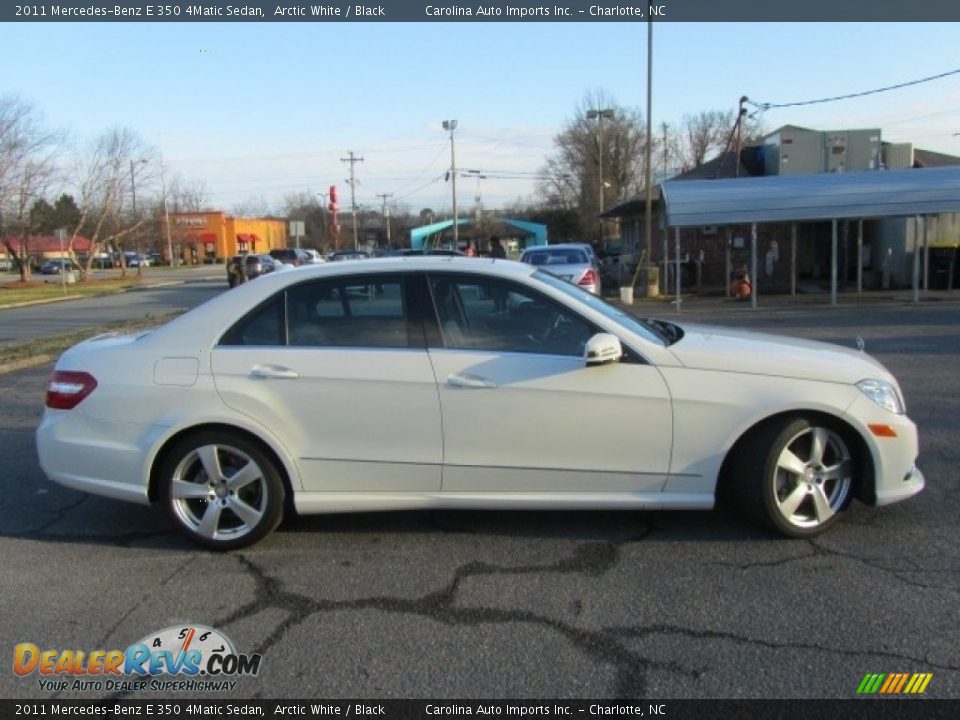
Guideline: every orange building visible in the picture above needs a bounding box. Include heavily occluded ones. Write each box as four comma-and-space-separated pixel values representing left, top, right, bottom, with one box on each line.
168, 211, 288, 264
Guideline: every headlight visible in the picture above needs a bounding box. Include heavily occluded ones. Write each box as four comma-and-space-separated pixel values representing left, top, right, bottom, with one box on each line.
856, 379, 905, 415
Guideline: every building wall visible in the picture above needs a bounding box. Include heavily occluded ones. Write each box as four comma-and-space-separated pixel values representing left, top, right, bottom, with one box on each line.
765, 128, 823, 176
765, 127, 882, 175
871, 213, 960, 288
169, 211, 287, 262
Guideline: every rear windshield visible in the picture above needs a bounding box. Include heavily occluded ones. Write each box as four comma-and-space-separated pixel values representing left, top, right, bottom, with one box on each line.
523, 250, 589, 266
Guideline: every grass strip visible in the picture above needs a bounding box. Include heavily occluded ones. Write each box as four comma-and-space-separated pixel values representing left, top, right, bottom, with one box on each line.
0, 311, 183, 368
0, 277, 141, 307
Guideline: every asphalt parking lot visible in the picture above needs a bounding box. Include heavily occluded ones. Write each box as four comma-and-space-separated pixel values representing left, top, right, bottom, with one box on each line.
0, 294, 958, 700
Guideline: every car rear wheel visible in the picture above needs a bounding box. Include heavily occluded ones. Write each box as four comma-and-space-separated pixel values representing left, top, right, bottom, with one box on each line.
735, 416, 853, 537
159, 431, 284, 550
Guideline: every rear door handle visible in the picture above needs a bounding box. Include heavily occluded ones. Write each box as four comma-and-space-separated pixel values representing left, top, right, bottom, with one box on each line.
447, 373, 497, 389
250, 364, 300, 380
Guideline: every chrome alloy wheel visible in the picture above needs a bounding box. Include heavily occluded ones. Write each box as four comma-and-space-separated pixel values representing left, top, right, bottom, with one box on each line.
772, 426, 852, 529
169, 443, 268, 542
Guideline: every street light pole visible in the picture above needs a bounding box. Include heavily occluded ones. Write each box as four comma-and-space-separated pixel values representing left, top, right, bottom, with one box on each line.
443, 120, 458, 248
587, 108, 614, 247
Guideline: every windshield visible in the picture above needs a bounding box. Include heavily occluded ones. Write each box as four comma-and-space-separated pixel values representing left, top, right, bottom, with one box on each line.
533, 271, 671, 345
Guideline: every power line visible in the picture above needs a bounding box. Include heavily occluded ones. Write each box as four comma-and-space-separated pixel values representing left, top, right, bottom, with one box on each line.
749, 67, 960, 111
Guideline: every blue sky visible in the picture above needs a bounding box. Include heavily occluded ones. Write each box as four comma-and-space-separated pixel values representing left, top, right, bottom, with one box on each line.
6, 21, 960, 215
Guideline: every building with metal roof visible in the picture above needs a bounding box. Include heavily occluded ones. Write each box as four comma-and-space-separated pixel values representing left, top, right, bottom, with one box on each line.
603, 125, 960, 305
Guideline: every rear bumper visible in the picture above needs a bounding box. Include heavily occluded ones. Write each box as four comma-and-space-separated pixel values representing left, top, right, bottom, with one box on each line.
36, 409, 159, 506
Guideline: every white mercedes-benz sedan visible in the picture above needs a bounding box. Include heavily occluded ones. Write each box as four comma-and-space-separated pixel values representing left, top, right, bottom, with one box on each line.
37, 258, 924, 550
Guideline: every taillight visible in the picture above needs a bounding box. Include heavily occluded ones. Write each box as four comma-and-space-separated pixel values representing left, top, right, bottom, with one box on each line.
578, 269, 598, 287
46, 371, 98, 410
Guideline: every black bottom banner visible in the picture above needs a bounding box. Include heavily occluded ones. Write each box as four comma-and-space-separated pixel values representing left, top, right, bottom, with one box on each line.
1, 700, 958, 720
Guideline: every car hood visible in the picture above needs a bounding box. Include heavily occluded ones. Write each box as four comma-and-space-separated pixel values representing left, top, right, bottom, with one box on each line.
665, 323, 893, 385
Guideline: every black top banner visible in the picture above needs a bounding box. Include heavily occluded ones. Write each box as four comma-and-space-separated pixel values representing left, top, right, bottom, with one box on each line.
6, 0, 960, 22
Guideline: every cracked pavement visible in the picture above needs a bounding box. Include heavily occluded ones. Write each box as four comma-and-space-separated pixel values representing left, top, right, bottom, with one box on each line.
1, 301, 958, 699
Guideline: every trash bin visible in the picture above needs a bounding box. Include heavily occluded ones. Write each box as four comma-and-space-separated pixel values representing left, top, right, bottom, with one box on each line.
929, 244, 958, 290
641, 264, 659, 298
619, 286, 634, 304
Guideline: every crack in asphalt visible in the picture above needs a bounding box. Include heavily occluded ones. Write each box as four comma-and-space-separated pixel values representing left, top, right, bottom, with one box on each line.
707, 539, 960, 595
607, 624, 960, 673
213, 527, 703, 698
27, 494, 90, 535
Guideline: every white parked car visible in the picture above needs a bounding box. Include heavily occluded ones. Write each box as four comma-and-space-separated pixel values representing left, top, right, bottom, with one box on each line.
520, 244, 600, 294
37, 258, 923, 549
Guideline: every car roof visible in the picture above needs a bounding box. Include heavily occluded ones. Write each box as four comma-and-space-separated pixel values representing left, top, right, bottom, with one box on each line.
523, 243, 592, 252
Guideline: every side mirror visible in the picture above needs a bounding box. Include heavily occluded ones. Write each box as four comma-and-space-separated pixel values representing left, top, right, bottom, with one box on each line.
584, 333, 623, 366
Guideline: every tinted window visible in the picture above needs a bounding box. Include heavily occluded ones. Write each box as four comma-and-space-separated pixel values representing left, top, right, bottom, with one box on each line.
220, 275, 413, 349
220, 295, 285, 346
428, 274, 592, 356
287, 276, 409, 348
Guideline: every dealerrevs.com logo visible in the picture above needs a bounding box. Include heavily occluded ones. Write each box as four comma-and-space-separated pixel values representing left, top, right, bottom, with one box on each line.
13, 625, 262, 693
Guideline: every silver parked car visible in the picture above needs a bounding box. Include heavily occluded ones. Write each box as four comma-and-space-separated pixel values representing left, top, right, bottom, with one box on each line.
519, 244, 600, 294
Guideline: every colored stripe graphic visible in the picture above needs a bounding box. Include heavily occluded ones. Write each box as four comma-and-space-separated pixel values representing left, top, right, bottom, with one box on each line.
904, 673, 933, 694
857, 673, 885, 694
858, 672, 932, 694
881, 673, 909, 694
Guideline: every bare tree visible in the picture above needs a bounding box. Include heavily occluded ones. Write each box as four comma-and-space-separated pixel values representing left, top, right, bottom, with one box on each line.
167, 174, 208, 212
281, 190, 329, 249
537, 90, 648, 243
666, 110, 769, 175
69, 128, 156, 276
232, 196, 272, 218
673, 110, 735, 170
0, 95, 64, 280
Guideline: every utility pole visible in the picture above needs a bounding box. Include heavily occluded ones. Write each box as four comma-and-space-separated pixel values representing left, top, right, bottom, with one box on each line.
341, 151, 364, 251
662, 121, 669, 296
130, 158, 147, 275
376, 192, 393, 247
642, 17, 654, 295
159, 162, 175, 266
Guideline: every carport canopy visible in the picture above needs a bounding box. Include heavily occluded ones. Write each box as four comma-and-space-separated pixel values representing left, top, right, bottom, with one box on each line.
658, 166, 960, 307
660, 165, 960, 227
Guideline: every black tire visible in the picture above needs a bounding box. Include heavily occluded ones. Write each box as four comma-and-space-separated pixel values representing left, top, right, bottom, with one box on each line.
731, 416, 853, 537
159, 430, 285, 550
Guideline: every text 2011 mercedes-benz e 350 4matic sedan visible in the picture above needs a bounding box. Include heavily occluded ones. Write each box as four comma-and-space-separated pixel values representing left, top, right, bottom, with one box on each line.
37, 257, 924, 550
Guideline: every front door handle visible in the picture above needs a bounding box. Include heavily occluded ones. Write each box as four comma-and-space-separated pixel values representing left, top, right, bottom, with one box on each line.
250, 364, 300, 380
447, 373, 497, 389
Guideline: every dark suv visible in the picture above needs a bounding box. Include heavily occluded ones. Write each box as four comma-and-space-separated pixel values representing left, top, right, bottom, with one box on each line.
269, 248, 310, 266
227, 253, 281, 287
226, 255, 246, 288
244, 254, 281, 280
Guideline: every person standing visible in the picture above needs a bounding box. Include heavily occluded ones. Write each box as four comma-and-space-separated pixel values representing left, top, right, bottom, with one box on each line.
489, 235, 506, 260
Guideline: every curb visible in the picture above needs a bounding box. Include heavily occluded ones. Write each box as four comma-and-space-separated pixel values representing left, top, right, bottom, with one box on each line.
0, 354, 53, 376
0, 294, 86, 311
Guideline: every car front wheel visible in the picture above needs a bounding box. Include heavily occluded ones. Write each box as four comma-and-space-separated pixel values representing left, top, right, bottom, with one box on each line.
159, 431, 285, 550
736, 416, 854, 537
